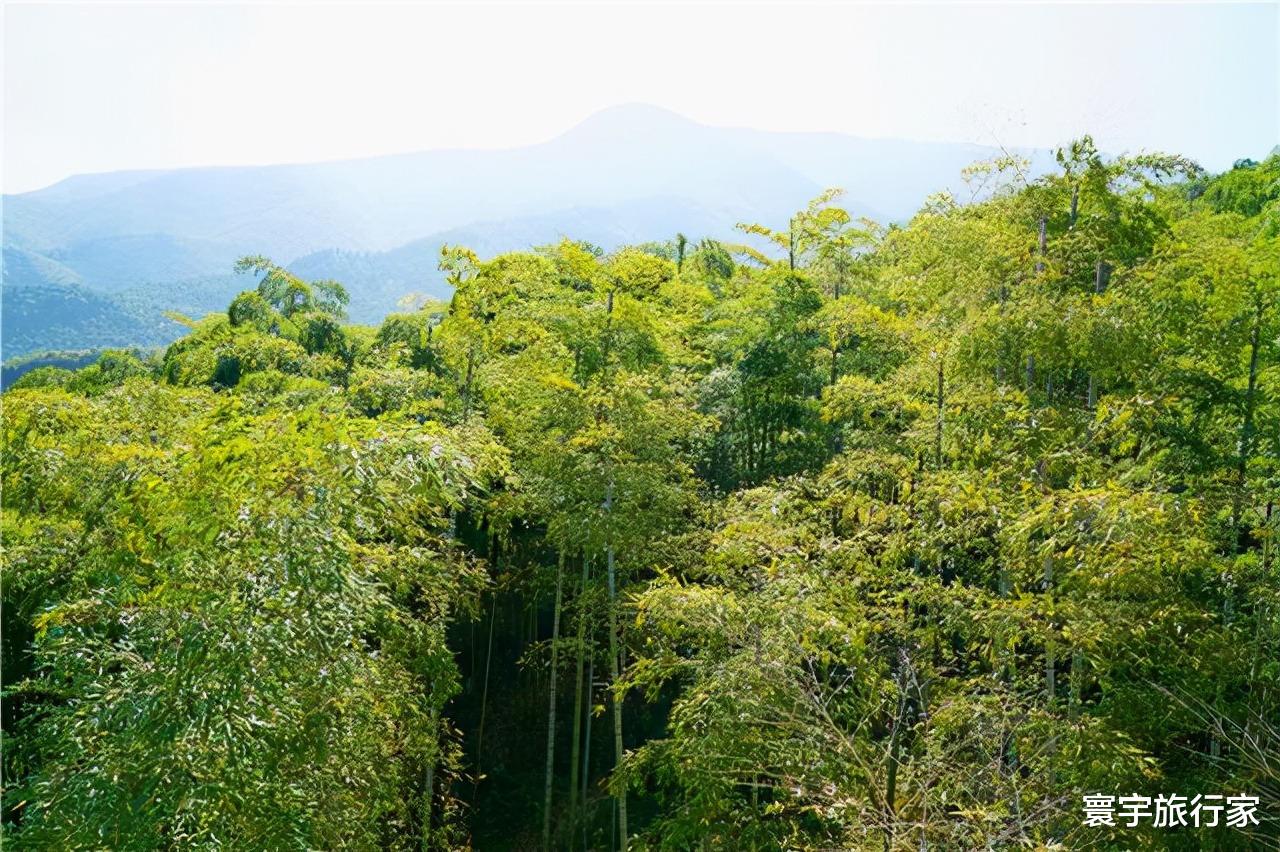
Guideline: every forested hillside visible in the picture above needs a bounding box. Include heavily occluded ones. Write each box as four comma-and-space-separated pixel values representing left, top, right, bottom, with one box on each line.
2, 105, 1054, 358
2, 144, 1277, 850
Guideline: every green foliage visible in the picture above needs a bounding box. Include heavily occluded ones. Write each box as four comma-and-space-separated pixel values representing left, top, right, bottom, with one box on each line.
2, 384, 505, 850
1195, 154, 1280, 221
3, 148, 1276, 850
234, 256, 350, 320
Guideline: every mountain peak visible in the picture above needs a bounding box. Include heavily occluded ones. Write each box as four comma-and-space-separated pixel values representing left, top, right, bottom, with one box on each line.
560, 103, 702, 142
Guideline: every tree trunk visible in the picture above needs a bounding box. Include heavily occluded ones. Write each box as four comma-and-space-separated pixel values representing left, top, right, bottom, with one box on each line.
422, 707, 439, 851
581, 651, 595, 848
604, 481, 629, 850
1044, 553, 1055, 703
475, 592, 497, 786
1087, 259, 1109, 408
475, 539, 499, 787
606, 551, 628, 850
1068, 647, 1084, 723
1216, 298, 1264, 757
1231, 299, 1264, 552
998, 564, 1016, 772
883, 653, 911, 852
426, 508, 461, 848
543, 550, 565, 851
568, 556, 590, 830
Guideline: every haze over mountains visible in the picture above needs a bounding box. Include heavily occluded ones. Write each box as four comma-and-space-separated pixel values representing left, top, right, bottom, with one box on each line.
2, 104, 1052, 358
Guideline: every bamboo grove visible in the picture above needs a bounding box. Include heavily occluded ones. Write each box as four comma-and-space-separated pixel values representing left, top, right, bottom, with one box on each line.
2, 144, 1278, 850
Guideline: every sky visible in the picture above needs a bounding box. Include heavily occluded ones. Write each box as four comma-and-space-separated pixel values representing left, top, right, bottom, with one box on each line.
3, 1, 1277, 194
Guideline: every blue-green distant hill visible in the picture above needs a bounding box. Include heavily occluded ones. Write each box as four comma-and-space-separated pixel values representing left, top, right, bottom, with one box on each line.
4, 105, 1052, 357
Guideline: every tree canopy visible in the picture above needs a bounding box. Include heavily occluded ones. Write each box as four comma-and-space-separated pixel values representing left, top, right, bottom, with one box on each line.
3, 150, 1277, 850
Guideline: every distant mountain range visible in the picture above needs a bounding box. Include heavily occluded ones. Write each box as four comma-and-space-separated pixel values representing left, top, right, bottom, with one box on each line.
2, 104, 1054, 357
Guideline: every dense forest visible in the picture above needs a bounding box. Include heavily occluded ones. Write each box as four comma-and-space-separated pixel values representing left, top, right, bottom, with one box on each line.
2, 143, 1277, 850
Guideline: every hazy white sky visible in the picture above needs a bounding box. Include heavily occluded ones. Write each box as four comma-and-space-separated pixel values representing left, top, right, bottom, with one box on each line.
3, 1, 1277, 193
